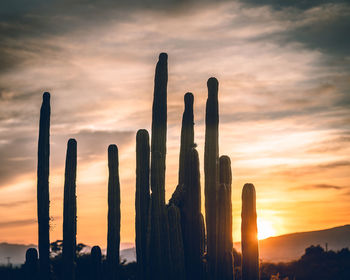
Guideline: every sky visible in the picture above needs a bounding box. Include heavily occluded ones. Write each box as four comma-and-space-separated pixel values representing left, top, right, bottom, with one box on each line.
0, 0, 349, 248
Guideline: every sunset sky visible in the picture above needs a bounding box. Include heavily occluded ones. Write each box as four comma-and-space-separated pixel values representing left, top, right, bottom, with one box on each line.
0, 0, 349, 249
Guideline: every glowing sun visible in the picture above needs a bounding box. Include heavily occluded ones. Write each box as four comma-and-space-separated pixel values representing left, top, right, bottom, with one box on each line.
257, 218, 276, 240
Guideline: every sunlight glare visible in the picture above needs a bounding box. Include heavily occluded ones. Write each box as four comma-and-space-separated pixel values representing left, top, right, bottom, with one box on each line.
257, 218, 276, 240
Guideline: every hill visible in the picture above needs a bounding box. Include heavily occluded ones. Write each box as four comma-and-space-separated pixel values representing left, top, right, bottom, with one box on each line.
234, 224, 350, 262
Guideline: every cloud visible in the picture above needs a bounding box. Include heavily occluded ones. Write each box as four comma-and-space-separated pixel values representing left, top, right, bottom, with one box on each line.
290, 184, 344, 191
274, 161, 350, 178
0, 219, 36, 228
0, 129, 134, 187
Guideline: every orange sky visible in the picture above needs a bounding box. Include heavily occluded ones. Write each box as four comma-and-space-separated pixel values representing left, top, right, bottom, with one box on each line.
0, 0, 349, 248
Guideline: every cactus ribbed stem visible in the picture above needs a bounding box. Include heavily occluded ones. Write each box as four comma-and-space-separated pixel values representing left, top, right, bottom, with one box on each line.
63, 139, 77, 280
204, 77, 219, 278
241, 183, 259, 280
218, 155, 234, 280
150, 53, 170, 278
182, 148, 202, 279
136, 129, 150, 280
25, 248, 39, 280
167, 205, 186, 280
37, 92, 50, 280
91, 246, 102, 280
178, 92, 194, 185
107, 144, 121, 280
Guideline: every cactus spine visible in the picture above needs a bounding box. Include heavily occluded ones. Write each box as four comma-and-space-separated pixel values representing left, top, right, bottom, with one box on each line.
25, 248, 39, 280
37, 92, 50, 280
241, 183, 259, 280
63, 138, 77, 280
135, 129, 150, 280
107, 144, 121, 280
167, 205, 186, 280
204, 77, 219, 278
91, 246, 102, 280
150, 53, 171, 279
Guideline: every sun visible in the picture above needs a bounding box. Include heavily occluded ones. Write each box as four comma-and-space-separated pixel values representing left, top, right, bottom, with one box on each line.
257, 218, 276, 240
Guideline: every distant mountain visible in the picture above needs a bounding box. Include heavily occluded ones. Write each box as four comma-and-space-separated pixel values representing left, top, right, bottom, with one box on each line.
234, 224, 350, 262
0, 242, 36, 265
1, 225, 349, 265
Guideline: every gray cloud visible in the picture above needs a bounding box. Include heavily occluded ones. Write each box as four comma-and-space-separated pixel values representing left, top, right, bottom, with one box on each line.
290, 183, 344, 191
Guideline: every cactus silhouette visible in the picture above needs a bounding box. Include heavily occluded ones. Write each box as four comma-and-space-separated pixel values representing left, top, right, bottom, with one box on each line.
150, 53, 171, 279
167, 204, 186, 280
25, 248, 39, 280
107, 144, 121, 280
178, 92, 194, 185
182, 148, 202, 279
63, 138, 77, 280
217, 155, 234, 280
29, 53, 267, 280
241, 183, 259, 280
204, 77, 219, 278
37, 92, 51, 280
135, 129, 151, 280
91, 246, 102, 280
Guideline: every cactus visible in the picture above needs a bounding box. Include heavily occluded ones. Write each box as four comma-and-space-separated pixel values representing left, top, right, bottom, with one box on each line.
178, 92, 194, 185
37, 92, 50, 280
24, 248, 39, 280
182, 148, 202, 279
167, 205, 186, 280
107, 144, 121, 280
204, 77, 219, 278
241, 183, 259, 280
150, 52, 171, 278
62, 138, 77, 280
91, 246, 102, 280
135, 129, 150, 280
217, 155, 234, 280
217, 183, 234, 280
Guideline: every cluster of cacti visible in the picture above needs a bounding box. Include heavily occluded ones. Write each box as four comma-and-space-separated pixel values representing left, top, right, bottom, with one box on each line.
34, 53, 261, 280
134, 54, 237, 280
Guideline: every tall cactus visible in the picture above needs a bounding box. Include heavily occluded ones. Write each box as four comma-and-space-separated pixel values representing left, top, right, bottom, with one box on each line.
204, 77, 219, 278
37, 92, 50, 280
24, 248, 39, 280
62, 138, 77, 280
107, 144, 121, 280
182, 148, 202, 279
167, 205, 186, 280
91, 246, 102, 280
178, 92, 194, 185
150, 52, 170, 278
241, 183, 259, 280
135, 129, 150, 280
218, 155, 234, 280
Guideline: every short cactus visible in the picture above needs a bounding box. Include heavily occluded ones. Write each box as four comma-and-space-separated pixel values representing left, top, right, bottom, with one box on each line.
91, 246, 102, 280
24, 248, 39, 280
241, 183, 259, 280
